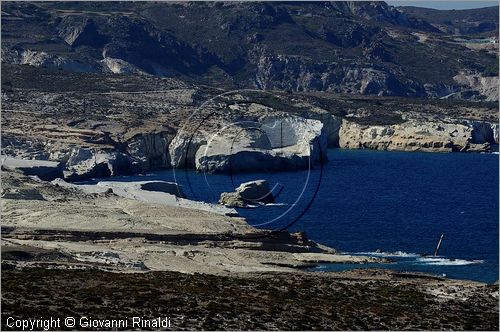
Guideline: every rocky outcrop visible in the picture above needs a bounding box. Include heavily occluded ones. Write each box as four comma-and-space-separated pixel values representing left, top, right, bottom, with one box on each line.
63, 148, 131, 181
125, 131, 173, 173
1, 156, 63, 181
452, 71, 499, 102
33, 116, 498, 182
298, 109, 343, 147
254, 53, 425, 97
1, 48, 97, 73
469, 121, 495, 144
338, 119, 498, 152
195, 115, 327, 173
101, 57, 147, 75
219, 192, 247, 208
57, 17, 105, 47
219, 180, 274, 207
169, 132, 207, 169
237, 180, 275, 203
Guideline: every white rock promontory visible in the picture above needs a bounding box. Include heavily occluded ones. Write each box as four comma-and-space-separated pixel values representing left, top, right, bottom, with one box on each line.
51, 178, 236, 216
194, 115, 327, 173
339, 119, 498, 152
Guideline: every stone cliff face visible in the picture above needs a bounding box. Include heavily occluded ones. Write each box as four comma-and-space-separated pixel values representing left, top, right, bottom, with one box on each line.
30, 113, 329, 179
53, 114, 498, 181
125, 131, 173, 172
186, 115, 327, 173
63, 148, 130, 181
296, 109, 343, 148
338, 119, 498, 153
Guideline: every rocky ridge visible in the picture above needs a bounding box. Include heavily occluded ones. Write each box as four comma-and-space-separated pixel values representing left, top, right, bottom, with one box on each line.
1, 1, 498, 100
339, 118, 498, 152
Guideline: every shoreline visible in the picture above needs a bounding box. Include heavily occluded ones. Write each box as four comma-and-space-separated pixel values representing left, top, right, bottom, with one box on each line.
2, 149, 498, 331
2, 151, 497, 281
1, 168, 390, 275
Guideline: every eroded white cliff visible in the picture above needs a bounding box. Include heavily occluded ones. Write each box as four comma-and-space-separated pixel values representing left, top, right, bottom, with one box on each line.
194, 115, 327, 173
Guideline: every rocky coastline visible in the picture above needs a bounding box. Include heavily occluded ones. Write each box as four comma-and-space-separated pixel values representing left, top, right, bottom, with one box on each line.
2, 64, 498, 276
2, 65, 499, 182
1, 2, 499, 329
2, 167, 498, 330
2, 67, 498, 332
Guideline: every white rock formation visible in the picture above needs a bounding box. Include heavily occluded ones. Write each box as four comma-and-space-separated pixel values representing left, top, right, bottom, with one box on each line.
219, 180, 274, 207
100, 57, 147, 75
125, 131, 172, 172
339, 119, 497, 152
299, 108, 343, 147
169, 131, 207, 169
52, 178, 236, 216
453, 71, 499, 101
63, 147, 129, 180
195, 115, 327, 173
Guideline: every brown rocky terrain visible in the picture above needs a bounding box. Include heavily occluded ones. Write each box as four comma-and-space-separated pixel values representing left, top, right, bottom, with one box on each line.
1, 268, 498, 330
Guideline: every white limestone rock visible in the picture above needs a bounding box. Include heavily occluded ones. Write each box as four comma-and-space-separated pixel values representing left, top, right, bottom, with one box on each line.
169, 131, 207, 169
236, 180, 275, 203
63, 147, 130, 181
219, 180, 274, 207
194, 115, 327, 173
126, 131, 172, 172
339, 119, 497, 152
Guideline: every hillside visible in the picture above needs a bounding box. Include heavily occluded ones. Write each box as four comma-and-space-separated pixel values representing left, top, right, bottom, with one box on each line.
398, 5, 499, 35
1, 1, 498, 100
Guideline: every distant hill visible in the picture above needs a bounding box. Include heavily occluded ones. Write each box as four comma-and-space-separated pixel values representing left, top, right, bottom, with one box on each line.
1, 1, 498, 99
398, 5, 499, 35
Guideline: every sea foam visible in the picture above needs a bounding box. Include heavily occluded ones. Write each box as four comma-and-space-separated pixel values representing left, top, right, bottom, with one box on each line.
414, 257, 484, 266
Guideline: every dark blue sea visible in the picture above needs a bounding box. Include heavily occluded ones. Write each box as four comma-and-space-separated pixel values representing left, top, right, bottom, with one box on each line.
102, 149, 500, 283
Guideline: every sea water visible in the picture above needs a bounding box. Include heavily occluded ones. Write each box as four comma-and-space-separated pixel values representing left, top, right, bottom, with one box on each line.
101, 149, 499, 283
